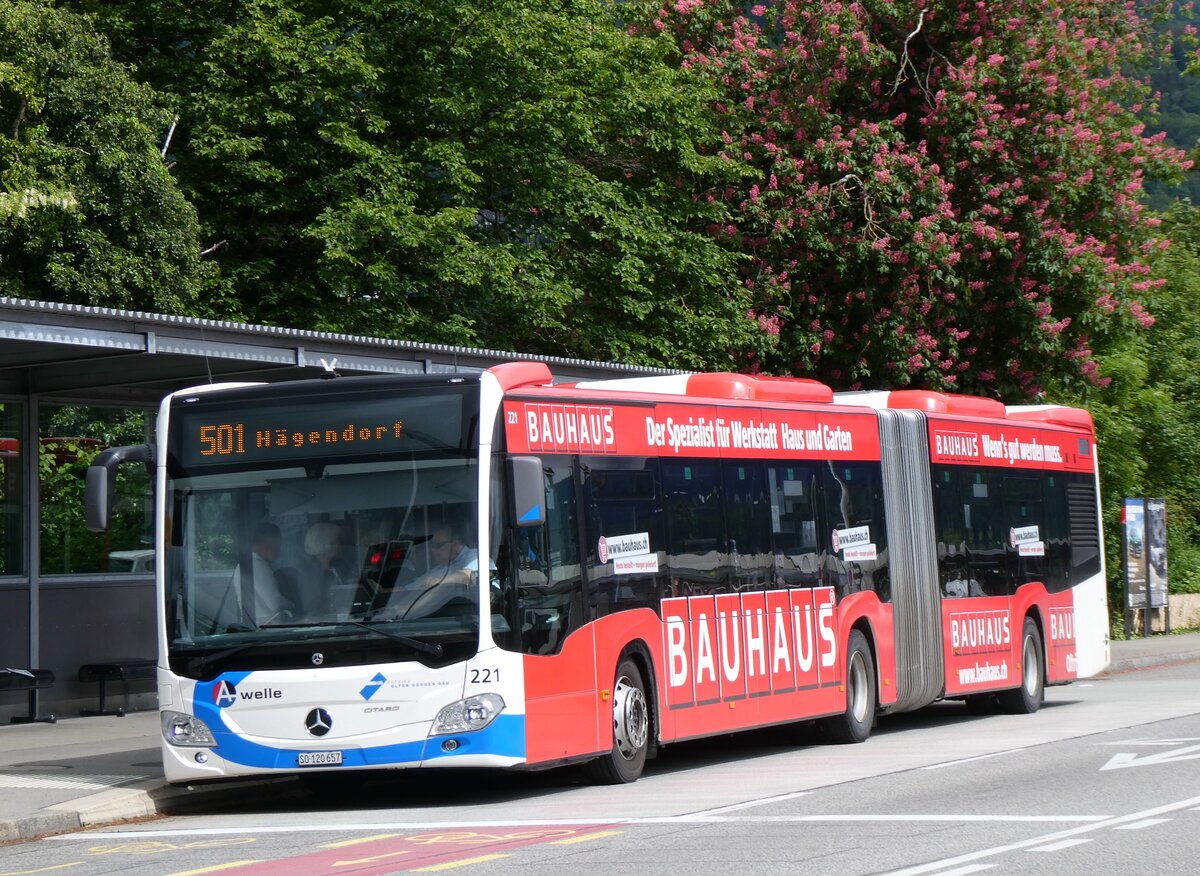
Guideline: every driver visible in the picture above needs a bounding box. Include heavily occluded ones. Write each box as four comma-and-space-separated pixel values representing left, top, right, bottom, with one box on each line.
409, 520, 480, 591
226, 521, 292, 626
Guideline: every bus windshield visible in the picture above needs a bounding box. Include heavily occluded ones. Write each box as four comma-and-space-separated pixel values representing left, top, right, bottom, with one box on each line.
162, 380, 486, 679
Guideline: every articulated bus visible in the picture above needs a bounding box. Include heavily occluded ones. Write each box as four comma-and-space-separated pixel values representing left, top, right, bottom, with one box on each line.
85, 362, 1108, 784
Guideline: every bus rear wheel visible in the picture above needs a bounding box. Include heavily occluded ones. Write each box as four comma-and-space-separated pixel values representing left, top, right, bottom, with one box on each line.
584, 657, 650, 784
998, 617, 1044, 714
821, 630, 876, 744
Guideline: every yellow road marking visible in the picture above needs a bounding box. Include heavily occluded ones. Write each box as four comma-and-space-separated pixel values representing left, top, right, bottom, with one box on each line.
88, 839, 255, 856
162, 862, 260, 876
89, 842, 177, 855
333, 851, 412, 867
413, 854, 510, 871
321, 834, 402, 849
550, 830, 623, 845
0, 864, 84, 875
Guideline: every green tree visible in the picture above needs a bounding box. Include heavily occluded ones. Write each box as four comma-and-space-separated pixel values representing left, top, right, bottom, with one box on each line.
73, 0, 767, 369
1047, 199, 1200, 622
1089, 203, 1200, 601
0, 1, 209, 310
655, 1, 1190, 397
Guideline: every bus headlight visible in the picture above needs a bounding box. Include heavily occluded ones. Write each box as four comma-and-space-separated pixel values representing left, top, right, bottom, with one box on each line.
161, 710, 217, 747
430, 693, 505, 735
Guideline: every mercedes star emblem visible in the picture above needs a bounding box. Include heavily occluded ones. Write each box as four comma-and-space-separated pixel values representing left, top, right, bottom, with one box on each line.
311, 652, 324, 666
305, 708, 332, 737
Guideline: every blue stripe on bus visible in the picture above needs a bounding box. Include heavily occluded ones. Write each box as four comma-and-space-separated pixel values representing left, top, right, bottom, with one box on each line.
191, 677, 526, 769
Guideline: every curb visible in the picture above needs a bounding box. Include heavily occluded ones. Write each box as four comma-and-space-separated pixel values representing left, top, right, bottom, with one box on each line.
1101, 649, 1200, 677
0, 811, 81, 844
2, 776, 298, 843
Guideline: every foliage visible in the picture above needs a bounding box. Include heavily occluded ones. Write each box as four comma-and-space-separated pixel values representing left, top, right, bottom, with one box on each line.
37, 404, 153, 575
1142, 6, 1200, 208
1052, 198, 1200, 610
0, 1, 209, 310
649, 0, 1190, 397
24, 0, 1200, 608
70, 0, 766, 369
1120, 203, 1200, 595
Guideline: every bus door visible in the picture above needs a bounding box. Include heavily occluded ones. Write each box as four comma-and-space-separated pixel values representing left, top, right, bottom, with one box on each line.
578, 454, 667, 716
935, 466, 1018, 696
500, 454, 600, 765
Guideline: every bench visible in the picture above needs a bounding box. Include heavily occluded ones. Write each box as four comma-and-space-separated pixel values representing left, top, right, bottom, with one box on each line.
77, 659, 156, 717
0, 667, 57, 724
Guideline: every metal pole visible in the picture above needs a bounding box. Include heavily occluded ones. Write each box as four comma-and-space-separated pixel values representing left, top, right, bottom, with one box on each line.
24, 395, 40, 668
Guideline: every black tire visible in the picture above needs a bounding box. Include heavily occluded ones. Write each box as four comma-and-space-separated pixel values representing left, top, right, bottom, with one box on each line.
997, 617, 1044, 714
584, 657, 650, 784
821, 629, 876, 744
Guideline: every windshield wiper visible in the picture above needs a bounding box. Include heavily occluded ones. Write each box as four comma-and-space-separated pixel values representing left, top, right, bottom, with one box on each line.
346, 621, 444, 658
185, 643, 258, 677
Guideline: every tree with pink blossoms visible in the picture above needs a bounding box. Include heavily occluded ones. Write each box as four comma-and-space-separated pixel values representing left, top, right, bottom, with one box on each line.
648, 0, 1191, 399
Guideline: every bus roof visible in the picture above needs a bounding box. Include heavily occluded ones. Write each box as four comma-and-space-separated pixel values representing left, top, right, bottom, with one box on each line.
488, 363, 1096, 436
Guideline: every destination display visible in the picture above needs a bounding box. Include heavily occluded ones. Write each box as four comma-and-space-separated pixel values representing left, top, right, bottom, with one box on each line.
170, 390, 472, 469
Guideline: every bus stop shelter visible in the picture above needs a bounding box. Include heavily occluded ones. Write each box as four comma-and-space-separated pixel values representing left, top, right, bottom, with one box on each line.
0, 296, 669, 720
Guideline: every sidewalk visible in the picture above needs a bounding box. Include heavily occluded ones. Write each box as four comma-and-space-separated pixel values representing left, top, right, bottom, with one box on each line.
0, 708, 289, 842
2, 633, 1200, 844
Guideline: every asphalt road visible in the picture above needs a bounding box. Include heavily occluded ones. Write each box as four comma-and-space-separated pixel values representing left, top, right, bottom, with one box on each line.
4, 660, 1199, 875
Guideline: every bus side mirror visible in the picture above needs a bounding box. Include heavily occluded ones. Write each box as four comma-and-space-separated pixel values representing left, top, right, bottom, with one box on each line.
85, 444, 151, 532
508, 456, 545, 528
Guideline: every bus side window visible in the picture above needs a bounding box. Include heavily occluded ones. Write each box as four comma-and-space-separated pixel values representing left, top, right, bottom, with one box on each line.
1003, 475, 1047, 591
662, 459, 726, 597
766, 463, 822, 590
580, 456, 665, 617
933, 467, 1007, 598
820, 462, 889, 599
723, 460, 772, 591
1041, 474, 1071, 593
499, 456, 585, 656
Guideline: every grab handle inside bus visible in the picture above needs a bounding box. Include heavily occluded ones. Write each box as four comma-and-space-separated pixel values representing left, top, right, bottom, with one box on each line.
85, 444, 152, 532
508, 456, 546, 527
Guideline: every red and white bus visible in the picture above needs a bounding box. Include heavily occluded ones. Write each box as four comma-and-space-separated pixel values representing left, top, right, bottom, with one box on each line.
86, 362, 1108, 784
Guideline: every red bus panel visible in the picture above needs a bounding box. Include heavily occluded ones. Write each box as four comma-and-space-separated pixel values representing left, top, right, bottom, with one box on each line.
505, 401, 881, 462
927, 416, 1095, 474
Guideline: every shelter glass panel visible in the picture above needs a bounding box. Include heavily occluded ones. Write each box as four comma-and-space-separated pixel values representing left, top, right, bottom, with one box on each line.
39, 405, 154, 575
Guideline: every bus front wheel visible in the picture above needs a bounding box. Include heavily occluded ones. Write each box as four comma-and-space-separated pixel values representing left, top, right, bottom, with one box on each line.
821, 630, 876, 744
585, 657, 650, 784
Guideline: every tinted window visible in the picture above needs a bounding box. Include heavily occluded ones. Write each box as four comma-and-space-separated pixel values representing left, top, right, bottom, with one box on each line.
662, 459, 726, 596
821, 462, 889, 598
581, 456, 664, 616
495, 456, 584, 655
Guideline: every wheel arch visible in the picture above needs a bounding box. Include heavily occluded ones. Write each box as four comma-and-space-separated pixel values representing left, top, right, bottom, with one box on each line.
848, 616, 881, 710
618, 638, 660, 752
1022, 606, 1049, 679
